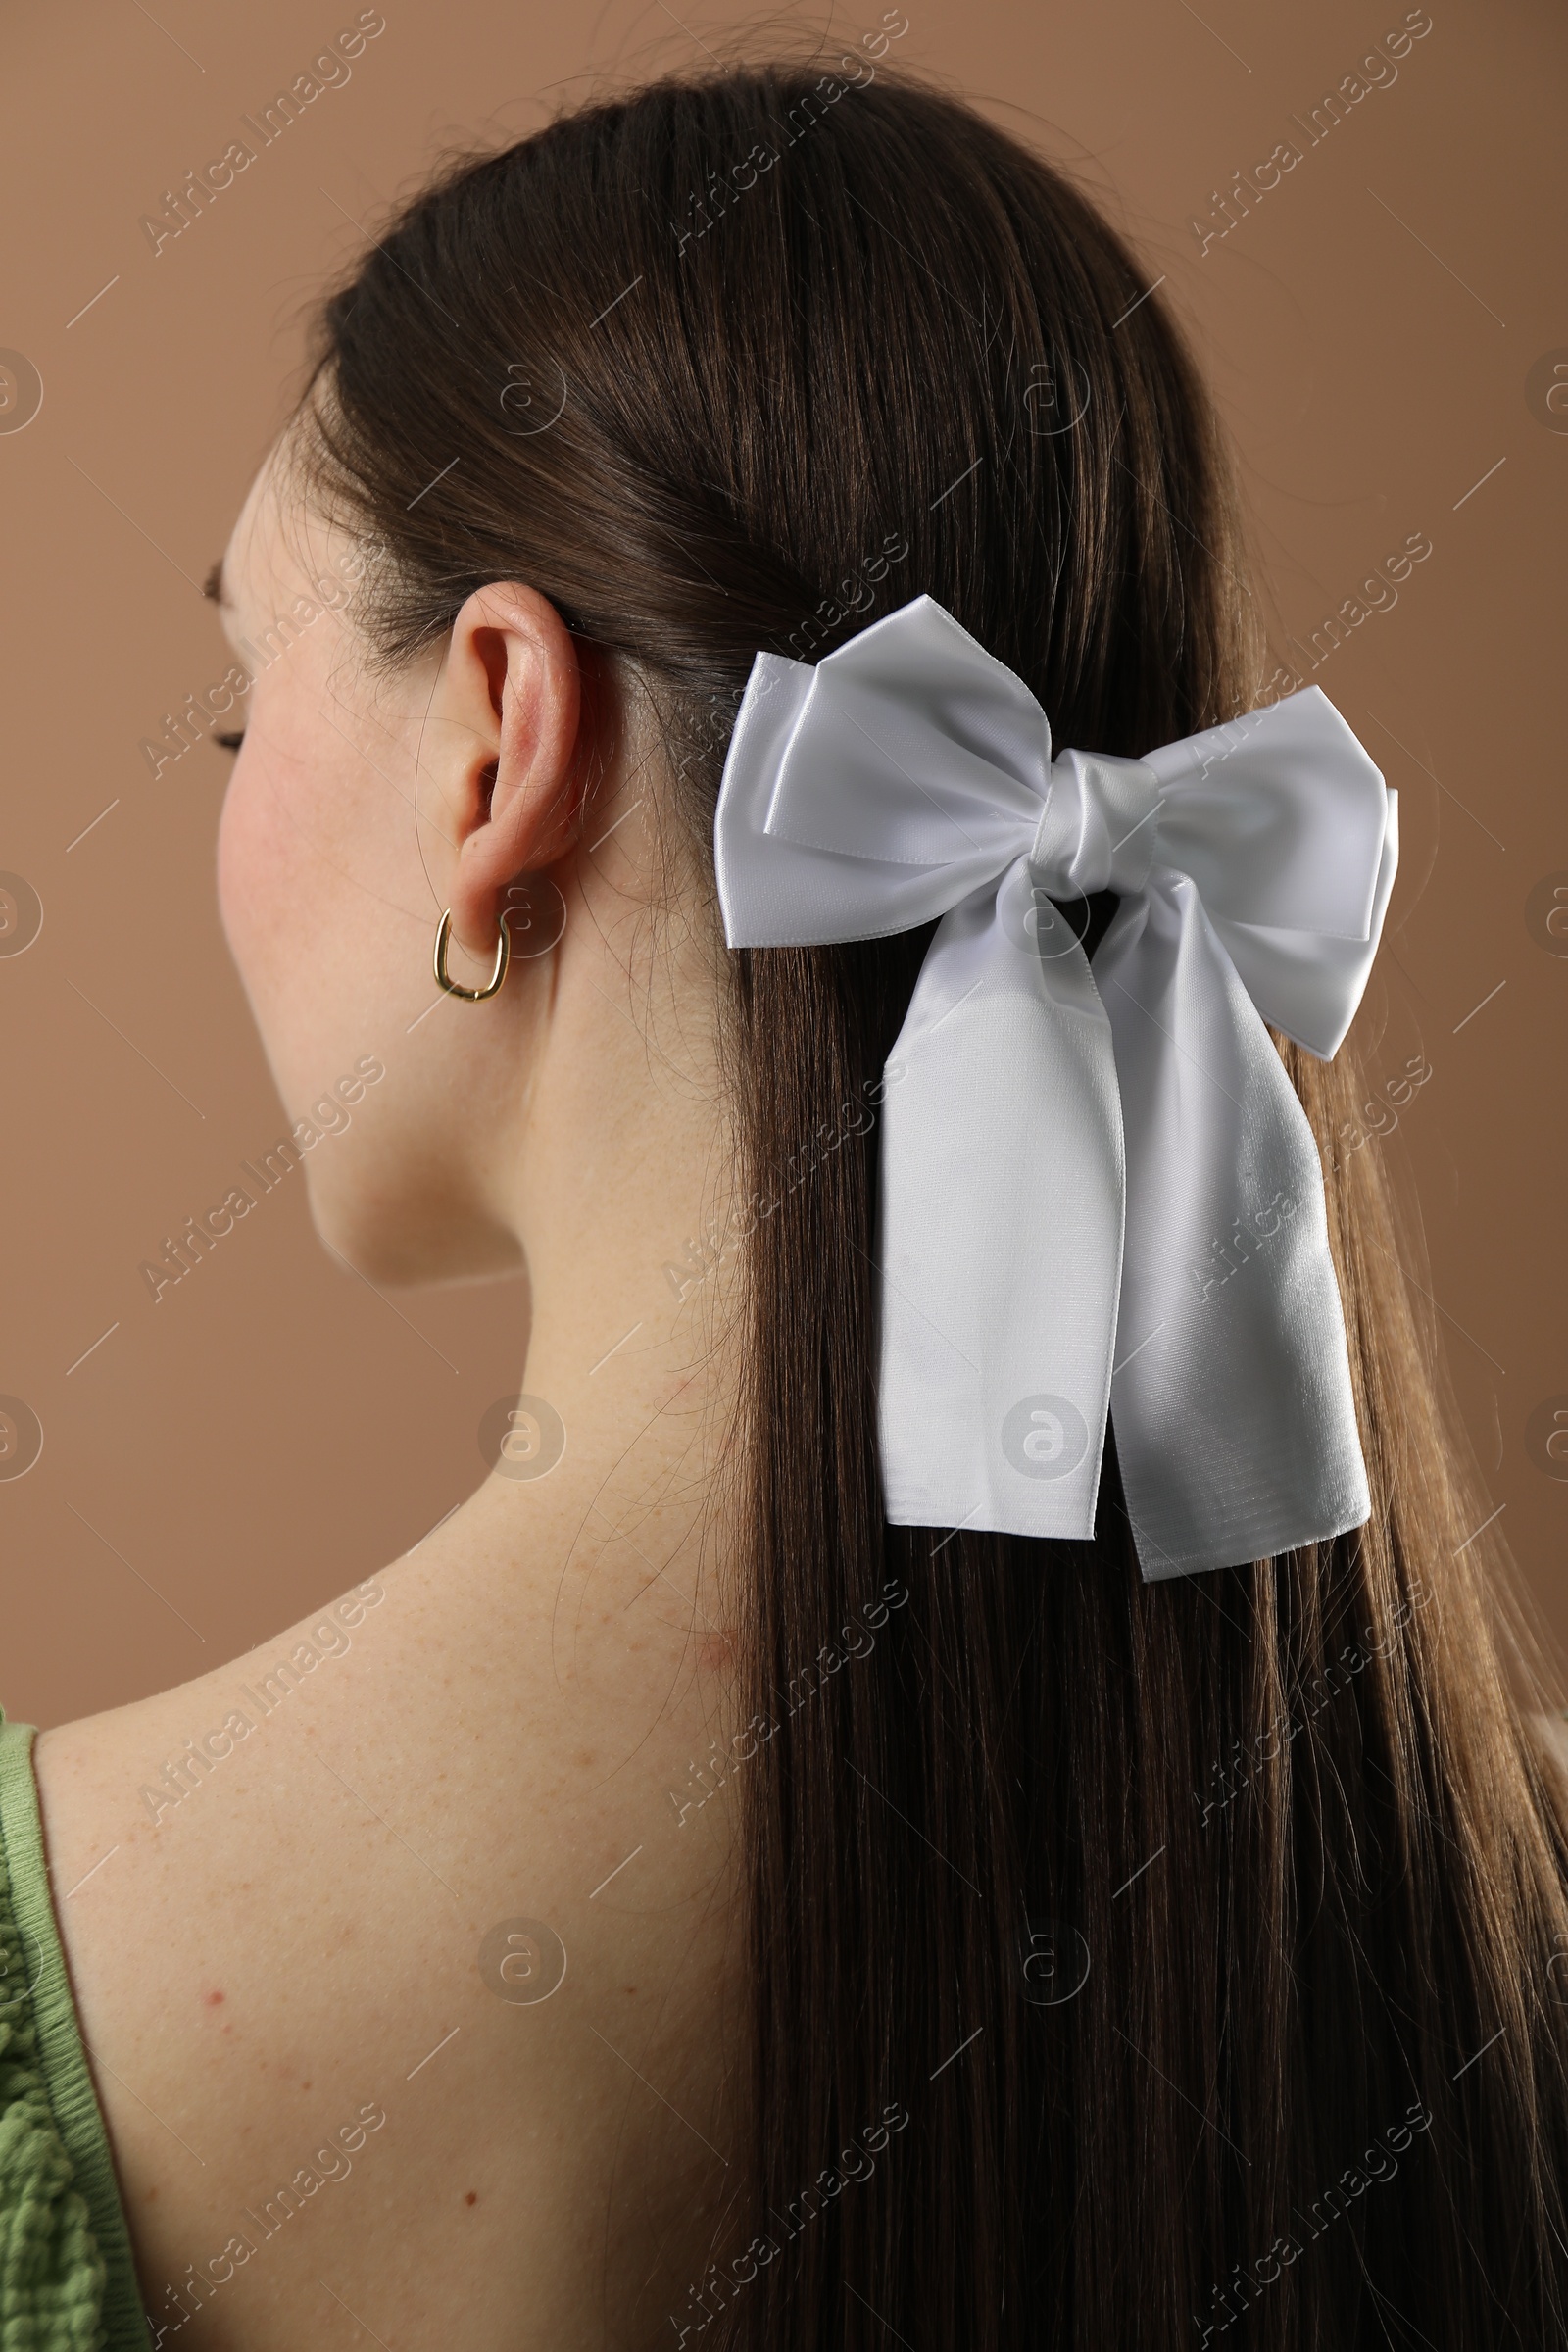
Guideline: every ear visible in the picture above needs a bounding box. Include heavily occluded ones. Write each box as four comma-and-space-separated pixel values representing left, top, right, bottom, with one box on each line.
424, 582, 584, 966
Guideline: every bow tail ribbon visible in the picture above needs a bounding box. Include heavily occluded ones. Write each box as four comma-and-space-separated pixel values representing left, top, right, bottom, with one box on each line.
1094, 871, 1369, 1579
876, 861, 1369, 1577
875, 858, 1127, 1545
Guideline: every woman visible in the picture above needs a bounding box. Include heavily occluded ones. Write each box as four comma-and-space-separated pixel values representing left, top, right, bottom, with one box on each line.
13, 52, 1568, 2352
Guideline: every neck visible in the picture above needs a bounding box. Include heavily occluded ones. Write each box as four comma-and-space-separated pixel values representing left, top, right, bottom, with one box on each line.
399, 943, 746, 1645
384, 1287, 745, 1764
360, 745, 751, 1649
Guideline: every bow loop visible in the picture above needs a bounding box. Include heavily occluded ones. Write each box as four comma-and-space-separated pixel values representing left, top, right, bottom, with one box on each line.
712, 594, 1397, 1577
1141, 689, 1391, 941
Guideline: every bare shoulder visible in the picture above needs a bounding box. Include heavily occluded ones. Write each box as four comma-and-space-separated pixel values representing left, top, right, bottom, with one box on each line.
34, 1543, 747, 2351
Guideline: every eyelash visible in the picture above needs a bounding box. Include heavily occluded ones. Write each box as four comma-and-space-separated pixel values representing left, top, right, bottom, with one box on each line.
213, 730, 246, 753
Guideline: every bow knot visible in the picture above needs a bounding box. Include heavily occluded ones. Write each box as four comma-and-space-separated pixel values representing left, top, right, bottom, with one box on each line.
712, 594, 1398, 1578
1028, 750, 1165, 900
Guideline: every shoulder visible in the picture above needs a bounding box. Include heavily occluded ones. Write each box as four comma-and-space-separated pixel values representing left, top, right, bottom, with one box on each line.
32, 1572, 427, 2272
30, 1547, 748, 2346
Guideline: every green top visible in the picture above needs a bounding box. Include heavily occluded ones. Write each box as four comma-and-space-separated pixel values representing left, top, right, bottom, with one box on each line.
0, 1713, 152, 2351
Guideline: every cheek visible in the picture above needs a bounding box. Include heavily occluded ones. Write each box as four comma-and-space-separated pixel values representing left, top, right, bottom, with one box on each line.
216, 745, 301, 996
215, 728, 370, 1094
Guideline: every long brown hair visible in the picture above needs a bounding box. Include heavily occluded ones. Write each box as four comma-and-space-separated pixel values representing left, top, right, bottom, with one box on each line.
285, 53, 1568, 2346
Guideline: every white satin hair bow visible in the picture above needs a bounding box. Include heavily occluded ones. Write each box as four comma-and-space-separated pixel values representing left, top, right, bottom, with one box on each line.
713, 594, 1398, 1579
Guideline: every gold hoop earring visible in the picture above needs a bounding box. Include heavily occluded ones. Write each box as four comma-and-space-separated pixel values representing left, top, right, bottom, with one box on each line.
432, 907, 510, 1002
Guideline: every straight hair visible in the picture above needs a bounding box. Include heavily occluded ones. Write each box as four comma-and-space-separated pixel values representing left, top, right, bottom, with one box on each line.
286, 55, 1568, 2346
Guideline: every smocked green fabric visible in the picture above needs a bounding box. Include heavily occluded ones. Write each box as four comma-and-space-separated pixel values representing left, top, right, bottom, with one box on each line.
0, 1713, 151, 2350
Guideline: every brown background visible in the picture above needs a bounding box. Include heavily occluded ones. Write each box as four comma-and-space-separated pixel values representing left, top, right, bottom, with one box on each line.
0, 0, 1562, 1726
